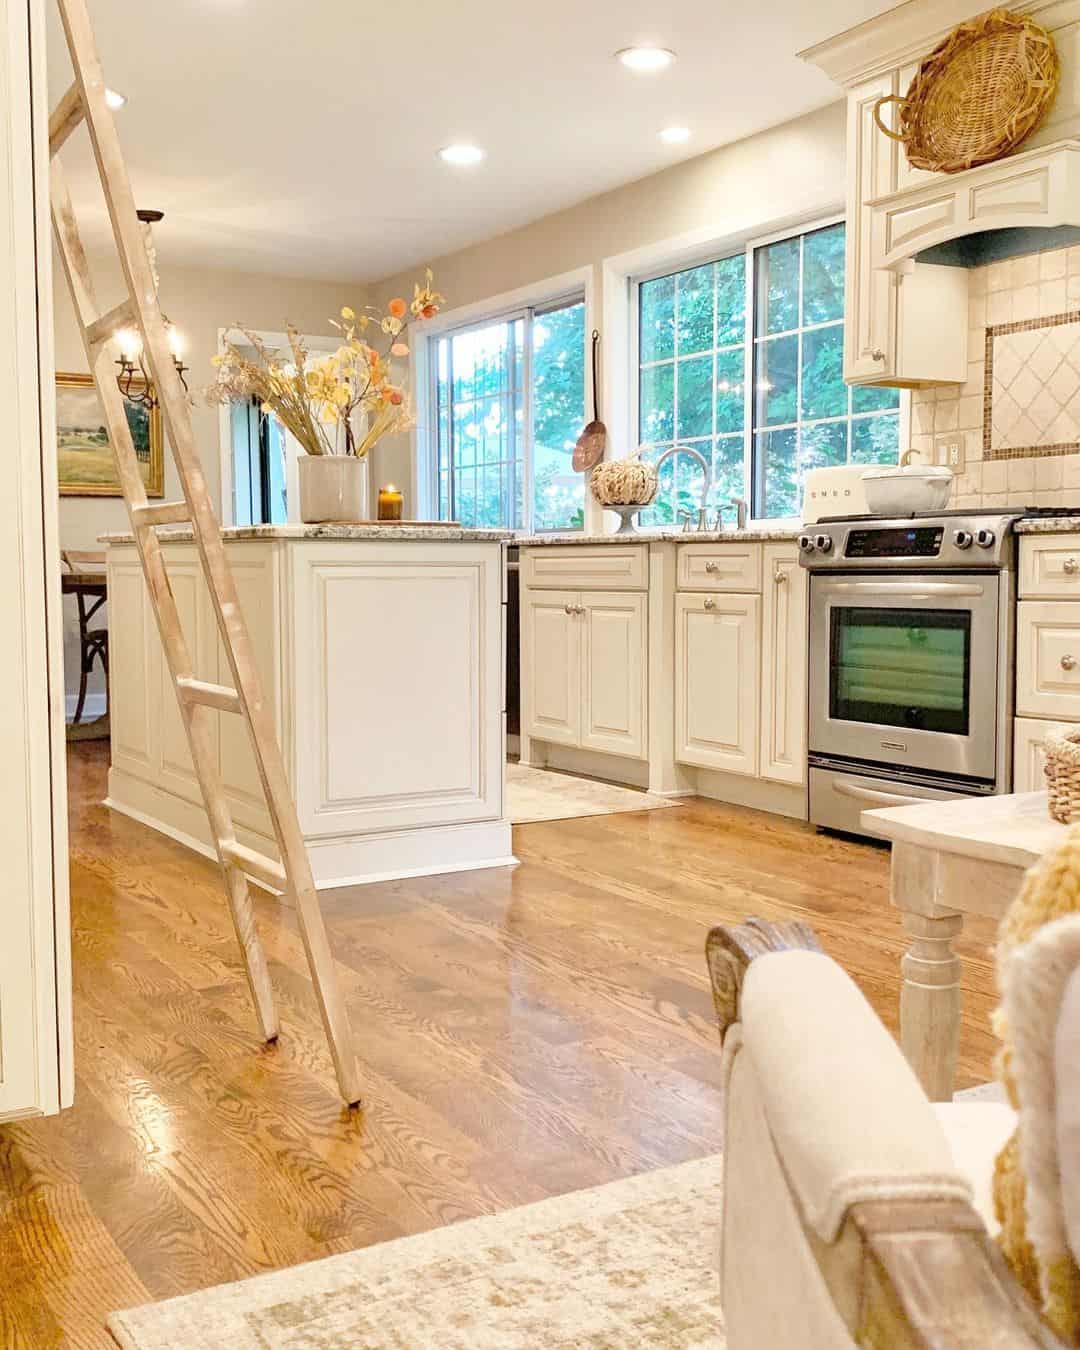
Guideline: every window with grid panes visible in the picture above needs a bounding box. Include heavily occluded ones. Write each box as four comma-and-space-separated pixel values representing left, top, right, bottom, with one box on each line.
433, 297, 586, 531
637, 222, 900, 523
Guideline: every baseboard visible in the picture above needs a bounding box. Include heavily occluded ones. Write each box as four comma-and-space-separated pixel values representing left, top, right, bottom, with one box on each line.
65, 692, 106, 720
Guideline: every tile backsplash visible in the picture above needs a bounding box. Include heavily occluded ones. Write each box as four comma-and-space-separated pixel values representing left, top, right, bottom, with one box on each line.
909, 243, 1080, 509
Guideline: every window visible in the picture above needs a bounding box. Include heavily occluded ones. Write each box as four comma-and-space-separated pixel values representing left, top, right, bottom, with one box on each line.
637, 222, 900, 522
433, 295, 586, 531
232, 398, 287, 526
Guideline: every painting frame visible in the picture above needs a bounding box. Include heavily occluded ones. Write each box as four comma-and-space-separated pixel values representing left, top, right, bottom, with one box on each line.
56, 371, 164, 497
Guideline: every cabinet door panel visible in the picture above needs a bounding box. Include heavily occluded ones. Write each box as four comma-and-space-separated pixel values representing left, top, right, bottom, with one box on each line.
580, 592, 646, 760
760, 546, 807, 784
846, 74, 897, 383
675, 593, 760, 775
157, 551, 218, 805
1013, 717, 1074, 794
107, 552, 158, 779
523, 590, 580, 747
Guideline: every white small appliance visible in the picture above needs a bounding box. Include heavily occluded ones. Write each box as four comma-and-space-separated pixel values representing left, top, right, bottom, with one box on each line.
802, 465, 870, 524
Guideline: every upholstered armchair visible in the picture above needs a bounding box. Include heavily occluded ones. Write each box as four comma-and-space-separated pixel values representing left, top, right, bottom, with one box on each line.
706, 918, 1069, 1349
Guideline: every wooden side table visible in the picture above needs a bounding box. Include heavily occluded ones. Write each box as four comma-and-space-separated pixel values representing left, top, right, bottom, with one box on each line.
61, 550, 108, 725
862, 791, 1065, 1101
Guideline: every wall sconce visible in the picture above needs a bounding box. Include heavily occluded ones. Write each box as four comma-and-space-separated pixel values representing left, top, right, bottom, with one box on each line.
114, 206, 190, 408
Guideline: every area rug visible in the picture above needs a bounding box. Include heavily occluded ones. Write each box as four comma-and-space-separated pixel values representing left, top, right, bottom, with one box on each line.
108, 1155, 723, 1349
507, 761, 678, 825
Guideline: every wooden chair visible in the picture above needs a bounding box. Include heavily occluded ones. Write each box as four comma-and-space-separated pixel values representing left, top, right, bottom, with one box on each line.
706, 918, 1068, 1349
61, 549, 108, 724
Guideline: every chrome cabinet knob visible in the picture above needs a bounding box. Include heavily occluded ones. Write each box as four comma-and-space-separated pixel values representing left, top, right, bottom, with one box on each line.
1062, 654, 1077, 671
871, 348, 886, 362
703, 597, 717, 611
1065, 557, 1078, 575
774, 566, 789, 584
704, 560, 721, 573
564, 603, 574, 614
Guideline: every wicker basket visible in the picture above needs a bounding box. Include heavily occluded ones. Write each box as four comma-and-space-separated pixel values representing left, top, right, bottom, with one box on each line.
589, 457, 659, 507
873, 8, 1060, 175
1044, 726, 1080, 823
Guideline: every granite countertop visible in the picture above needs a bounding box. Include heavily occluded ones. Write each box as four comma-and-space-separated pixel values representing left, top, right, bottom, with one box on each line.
1014, 517, 1080, 534
101, 523, 515, 545
517, 527, 802, 546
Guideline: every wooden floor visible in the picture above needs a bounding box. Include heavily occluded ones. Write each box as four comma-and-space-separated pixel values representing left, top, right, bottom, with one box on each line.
0, 743, 999, 1347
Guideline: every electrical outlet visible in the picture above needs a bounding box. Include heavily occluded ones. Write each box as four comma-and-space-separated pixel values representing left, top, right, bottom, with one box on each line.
934, 435, 965, 470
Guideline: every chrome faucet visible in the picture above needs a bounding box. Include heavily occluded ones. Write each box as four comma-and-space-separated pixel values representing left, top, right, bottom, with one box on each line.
654, 444, 713, 531
730, 497, 748, 530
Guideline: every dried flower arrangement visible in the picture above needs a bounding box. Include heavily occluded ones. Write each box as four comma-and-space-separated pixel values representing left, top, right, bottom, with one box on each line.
206, 271, 444, 457
589, 455, 659, 506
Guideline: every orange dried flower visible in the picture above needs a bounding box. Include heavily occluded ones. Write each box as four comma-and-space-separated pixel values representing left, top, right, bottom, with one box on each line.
388, 298, 407, 320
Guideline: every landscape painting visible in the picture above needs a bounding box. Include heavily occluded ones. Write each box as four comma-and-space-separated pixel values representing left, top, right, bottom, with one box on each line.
57, 372, 164, 497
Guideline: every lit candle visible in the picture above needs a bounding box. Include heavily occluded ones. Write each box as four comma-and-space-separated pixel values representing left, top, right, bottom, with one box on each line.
377, 484, 404, 521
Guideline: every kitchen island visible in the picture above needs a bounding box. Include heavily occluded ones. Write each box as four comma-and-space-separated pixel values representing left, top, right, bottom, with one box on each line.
104, 525, 514, 889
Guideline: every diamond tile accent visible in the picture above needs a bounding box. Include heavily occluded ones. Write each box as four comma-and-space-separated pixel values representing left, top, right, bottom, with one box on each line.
986, 312, 1080, 459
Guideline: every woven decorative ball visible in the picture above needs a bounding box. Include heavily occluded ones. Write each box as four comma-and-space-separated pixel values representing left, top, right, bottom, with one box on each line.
873, 8, 1060, 175
1044, 726, 1080, 823
589, 457, 659, 507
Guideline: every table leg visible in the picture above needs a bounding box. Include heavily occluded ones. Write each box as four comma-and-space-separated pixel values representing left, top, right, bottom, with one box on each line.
890, 843, 963, 1102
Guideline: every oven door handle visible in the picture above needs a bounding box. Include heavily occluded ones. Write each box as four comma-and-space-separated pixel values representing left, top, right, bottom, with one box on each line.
816, 580, 986, 598
832, 779, 935, 808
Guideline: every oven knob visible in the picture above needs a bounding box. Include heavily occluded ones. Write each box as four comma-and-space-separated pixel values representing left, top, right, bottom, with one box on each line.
798, 534, 816, 552
975, 527, 996, 549
954, 529, 974, 549
814, 533, 833, 553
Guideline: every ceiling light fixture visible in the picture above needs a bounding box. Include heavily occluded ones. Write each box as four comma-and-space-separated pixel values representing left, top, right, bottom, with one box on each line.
438, 143, 485, 166
113, 208, 189, 406
616, 46, 676, 72
660, 125, 690, 144
105, 87, 127, 110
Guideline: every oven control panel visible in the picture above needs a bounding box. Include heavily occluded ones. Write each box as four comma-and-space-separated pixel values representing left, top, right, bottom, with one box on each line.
843, 526, 944, 559
798, 512, 1020, 570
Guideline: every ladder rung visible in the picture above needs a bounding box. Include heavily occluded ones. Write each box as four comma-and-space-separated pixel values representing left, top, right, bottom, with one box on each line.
176, 677, 242, 713
219, 840, 288, 893
132, 500, 192, 528
49, 83, 84, 156
85, 298, 135, 352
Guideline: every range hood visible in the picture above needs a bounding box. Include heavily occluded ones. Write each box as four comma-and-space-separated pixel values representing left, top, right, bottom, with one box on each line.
801, 0, 1080, 388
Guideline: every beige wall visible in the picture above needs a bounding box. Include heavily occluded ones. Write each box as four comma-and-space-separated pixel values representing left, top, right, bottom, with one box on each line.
368, 100, 847, 496
53, 251, 365, 707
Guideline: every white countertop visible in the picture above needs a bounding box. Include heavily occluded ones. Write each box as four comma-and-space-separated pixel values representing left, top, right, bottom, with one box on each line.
102, 523, 514, 544
1015, 516, 1080, 534
516, 527, 802, 546
862, 790, 1065, 869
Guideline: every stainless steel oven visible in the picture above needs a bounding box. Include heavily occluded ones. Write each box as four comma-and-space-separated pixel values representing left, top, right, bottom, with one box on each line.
800, 511, 1020, 835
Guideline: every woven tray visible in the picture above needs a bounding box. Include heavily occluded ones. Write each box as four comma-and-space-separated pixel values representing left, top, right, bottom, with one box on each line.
873, 8, 1059, 175
1044, 726, 1080, 823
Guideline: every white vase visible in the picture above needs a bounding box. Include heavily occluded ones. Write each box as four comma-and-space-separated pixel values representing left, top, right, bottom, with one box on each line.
298, 455, 370, 524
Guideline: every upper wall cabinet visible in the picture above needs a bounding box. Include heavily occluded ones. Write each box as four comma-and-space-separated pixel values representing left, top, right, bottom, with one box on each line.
805, 0, 1080, 391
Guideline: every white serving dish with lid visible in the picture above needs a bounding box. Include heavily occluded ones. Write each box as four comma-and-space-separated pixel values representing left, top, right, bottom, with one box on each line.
861, 464, 953, 516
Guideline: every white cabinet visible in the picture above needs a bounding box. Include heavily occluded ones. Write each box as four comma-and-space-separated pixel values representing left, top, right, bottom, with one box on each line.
1014, 718, 1073, 794
760, 545, 808, 785
523, 588, 647, 761
675, 592, 761, 776
581, 593, 647, 759
1017, 601, 1080, 720
846, 73, 898, 385
522, 589, 580, 748
1020, 533, 1080, 599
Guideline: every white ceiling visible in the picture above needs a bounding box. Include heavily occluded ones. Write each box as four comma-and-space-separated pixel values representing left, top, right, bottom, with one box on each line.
47, 0, 898, 284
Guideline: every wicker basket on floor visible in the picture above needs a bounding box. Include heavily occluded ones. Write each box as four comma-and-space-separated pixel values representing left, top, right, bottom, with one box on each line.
873, 8, 1060, 174
1044, 726, 1080, 823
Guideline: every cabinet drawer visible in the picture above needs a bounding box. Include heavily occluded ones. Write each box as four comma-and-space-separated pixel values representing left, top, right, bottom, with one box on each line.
521, 546, 647, 591
677, 543, 761, 593
1017, 602, 1080, 719
1019, 535, 1080, 598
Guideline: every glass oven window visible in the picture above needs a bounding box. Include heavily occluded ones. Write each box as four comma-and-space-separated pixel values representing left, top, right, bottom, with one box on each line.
829, 608, 971, 736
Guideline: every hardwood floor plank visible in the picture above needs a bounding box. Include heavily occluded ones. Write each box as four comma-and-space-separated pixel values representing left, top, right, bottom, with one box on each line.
0, 743, 1003, 1344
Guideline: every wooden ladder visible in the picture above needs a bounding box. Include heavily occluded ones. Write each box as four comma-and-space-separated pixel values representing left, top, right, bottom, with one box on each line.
48, 0, 361, 1105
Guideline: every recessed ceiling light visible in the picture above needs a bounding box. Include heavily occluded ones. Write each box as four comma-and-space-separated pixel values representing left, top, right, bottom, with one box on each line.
616, 46, 676, 72
438, 143, 485, 166
660, 125, 690, 144
105, 88, 127, 109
